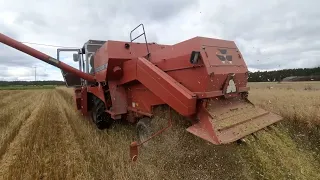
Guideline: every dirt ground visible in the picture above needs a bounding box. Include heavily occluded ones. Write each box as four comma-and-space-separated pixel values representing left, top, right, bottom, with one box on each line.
0, 82, 319, 180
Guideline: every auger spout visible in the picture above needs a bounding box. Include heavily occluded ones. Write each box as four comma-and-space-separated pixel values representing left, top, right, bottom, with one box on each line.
0, 33, 95, 82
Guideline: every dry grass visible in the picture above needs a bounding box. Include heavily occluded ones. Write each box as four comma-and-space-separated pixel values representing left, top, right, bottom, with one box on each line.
248, 82, 320, 125
243, 81, 320, 179
0, 82, 319, 180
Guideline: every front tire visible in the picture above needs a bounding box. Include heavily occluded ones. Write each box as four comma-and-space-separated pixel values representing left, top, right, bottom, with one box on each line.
91, 96, 113, 129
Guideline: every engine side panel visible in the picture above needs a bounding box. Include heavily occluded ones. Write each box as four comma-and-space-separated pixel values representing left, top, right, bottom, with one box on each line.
126, 83, 164, 114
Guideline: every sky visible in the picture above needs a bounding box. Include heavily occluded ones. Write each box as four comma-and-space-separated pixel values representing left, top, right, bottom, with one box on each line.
0, 0, 319, 81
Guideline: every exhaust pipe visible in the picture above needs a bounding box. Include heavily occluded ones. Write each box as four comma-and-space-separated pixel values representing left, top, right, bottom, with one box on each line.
0, 33, 95, 82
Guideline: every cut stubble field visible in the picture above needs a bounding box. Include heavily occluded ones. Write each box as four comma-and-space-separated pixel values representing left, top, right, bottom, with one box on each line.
0, 82, 319, 180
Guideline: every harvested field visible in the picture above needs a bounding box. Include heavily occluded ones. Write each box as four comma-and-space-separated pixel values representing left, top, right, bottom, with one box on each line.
0, 82, 319, 180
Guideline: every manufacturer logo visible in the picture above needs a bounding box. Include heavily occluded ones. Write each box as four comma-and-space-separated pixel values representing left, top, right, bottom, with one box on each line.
216, 49, 232, 64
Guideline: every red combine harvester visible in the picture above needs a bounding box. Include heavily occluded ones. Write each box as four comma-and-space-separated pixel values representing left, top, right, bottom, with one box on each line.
0, 24, 282, 160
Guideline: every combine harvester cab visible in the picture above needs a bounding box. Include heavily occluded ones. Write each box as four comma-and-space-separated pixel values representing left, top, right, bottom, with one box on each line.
175, 37, 283, 144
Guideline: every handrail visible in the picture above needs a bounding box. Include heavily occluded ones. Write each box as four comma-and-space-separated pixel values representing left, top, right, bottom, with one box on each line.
130, 23, 150, 59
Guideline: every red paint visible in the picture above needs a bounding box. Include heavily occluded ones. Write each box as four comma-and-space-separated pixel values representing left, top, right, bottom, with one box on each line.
136, 57, 197, 116
108, 81, 127, 119
74, 88, 82, 110
126, 83, 164, 114
87, 85, 106, 105
80, 87, 88, 116
0, 32, 283, 146
186, 101, 220, 144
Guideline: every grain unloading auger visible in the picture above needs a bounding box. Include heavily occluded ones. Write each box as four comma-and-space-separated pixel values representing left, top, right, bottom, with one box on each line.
0, 24, 282, 160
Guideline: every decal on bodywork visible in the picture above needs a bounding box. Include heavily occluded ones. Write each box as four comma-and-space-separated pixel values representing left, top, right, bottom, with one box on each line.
95, 63, 108, 72
48, 57, 59, 65
216, 49, 232, 63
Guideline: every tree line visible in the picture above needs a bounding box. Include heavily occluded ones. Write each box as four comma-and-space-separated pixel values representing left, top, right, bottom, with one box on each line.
248, 67, 320, 82
0, 80, 65, 86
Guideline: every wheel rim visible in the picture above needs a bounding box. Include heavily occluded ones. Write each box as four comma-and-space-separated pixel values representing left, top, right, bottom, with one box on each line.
137, 124, 150, 144
91, 95, 112, 129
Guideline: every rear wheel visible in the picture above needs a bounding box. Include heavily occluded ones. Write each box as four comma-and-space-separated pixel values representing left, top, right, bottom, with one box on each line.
136, 117, 152, 145
91, 96, 113, 129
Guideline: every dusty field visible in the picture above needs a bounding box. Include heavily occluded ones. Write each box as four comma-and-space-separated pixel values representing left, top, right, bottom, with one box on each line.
0, 82, 319, 180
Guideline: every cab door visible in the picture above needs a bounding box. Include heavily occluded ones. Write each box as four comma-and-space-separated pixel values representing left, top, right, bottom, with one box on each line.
57, 48, 83, 87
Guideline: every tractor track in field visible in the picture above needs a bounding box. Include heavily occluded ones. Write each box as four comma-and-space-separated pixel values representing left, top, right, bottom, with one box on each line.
0, 90, 92, 179
0, 91, 37, 126
55, 88, 141, 179
52, 90, 92, 179
0, 91, 41, 159
55, 89, 110, 179
54, 90, 91, 160
0, 91, 46, 178
0, 91, 34, 109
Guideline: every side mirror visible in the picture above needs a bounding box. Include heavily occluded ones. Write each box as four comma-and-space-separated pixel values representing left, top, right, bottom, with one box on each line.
73, 53, 80, 62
